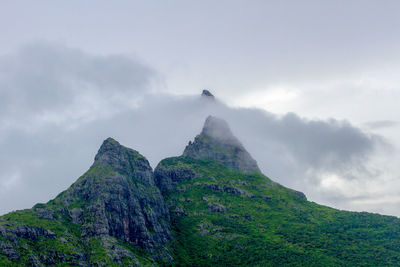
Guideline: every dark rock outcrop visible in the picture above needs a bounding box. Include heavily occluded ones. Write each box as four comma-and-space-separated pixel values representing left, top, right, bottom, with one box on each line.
194, 183, 252, 197
183, 116, 261, 173
201, 89, 215, 99
34, 207, 56, 220
56, 138, 172, 261
223, 186, 252, 197
292, 190, 307, 200
0, 241, 19, 260
154, 165, 196, 193
207, 203, 226, 213
13, 225, 56, 240
201, 183, 223, 192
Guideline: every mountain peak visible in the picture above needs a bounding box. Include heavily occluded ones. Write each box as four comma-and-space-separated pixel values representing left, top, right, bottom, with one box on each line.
201, 115, 237, 143
94, 137, 120, 158
183, 116, 261, 173
201, 89, 215, 99
93, 137, 154, 185
55, 138, 172, 261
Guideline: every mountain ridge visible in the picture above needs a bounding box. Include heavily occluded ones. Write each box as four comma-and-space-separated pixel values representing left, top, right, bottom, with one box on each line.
1, 113, 400, 266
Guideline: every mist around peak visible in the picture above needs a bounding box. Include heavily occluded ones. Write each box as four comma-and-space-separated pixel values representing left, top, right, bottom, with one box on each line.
0, 43, 394, 217
182, 115, 261, 174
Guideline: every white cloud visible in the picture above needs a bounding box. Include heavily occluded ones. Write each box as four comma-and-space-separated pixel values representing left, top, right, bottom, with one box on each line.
0, 42, 157, 133
0, 42, 398, 219
0, 171, 21, 192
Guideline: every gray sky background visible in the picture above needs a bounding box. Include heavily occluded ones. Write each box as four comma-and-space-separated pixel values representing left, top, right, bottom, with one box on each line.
1, 1, 400, 216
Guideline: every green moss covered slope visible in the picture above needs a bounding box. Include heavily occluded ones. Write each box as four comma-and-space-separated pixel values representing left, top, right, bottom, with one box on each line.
155, 156, 400, 266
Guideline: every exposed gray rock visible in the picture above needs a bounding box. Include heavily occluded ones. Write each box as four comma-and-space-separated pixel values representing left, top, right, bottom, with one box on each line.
0, 225, 17, 243
207, 203, 226, 213
261, 196, 272, 201
202, 183, 223, 192
0, 225, 6, 237
93, 138, 155, 186
183, 116, 261, 173
13, 225, 56, 240
235, 180, 248, 186
172, 206, 188, 217
196, 183, 252, 197
222, 186, 252, 197
292, 190, 307, 200
198, 222, 210, 236
154, 165, 195, 193
0, 241, 19, 260
34, 208, 56, 220
28, 255, 43, 267
55, 138, 172, 262
201, 89, 215, 99
101, 236, 138, 265
244, 214, 252, 221
69, 208, 84, 224
36, 248, 86, 266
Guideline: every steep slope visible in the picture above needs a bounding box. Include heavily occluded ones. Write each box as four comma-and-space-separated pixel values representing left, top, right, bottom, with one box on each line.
0, 138, 171, 266
155, 116, 400, 266
183, 116, 260, 173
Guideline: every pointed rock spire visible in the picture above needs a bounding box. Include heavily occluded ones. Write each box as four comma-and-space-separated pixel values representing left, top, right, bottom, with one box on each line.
201, 89, 215, 99
183, 116, 261, 173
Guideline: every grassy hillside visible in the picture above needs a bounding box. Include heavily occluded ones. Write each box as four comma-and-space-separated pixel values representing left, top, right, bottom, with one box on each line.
156, 156, 400, 266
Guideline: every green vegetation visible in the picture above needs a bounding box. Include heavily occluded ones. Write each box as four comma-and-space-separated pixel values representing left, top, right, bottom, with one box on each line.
0, 162, 157, 266
2, 152, 400, 266
159, 156, 400, 266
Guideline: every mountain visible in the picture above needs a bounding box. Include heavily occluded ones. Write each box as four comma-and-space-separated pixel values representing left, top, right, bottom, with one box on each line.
2, 112, 400, 266
156, 117, 400, 266
0, 138, 172, 266
183, 116, 261, 174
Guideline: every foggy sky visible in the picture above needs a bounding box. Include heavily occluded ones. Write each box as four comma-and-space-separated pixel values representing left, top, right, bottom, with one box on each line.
1, 1, 400, 216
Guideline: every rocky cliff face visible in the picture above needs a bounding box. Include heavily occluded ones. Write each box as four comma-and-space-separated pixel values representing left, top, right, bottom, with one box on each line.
56, 138, 172, 260
156, 115, 261, 195
154, 164, 196, 194
183, 116, 261, 173
0, 138, 172, 266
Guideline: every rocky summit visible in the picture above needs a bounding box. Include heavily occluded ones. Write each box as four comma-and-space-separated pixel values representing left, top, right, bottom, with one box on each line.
183, 115, 261, 173
57, 138, 172, 258
0, 138, 172, 266
2, 115, 400, 266
201, 89, 214, 99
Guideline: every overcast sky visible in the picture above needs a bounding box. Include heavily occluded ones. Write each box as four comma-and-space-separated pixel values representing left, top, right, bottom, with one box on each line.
1, 1, 400, 216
